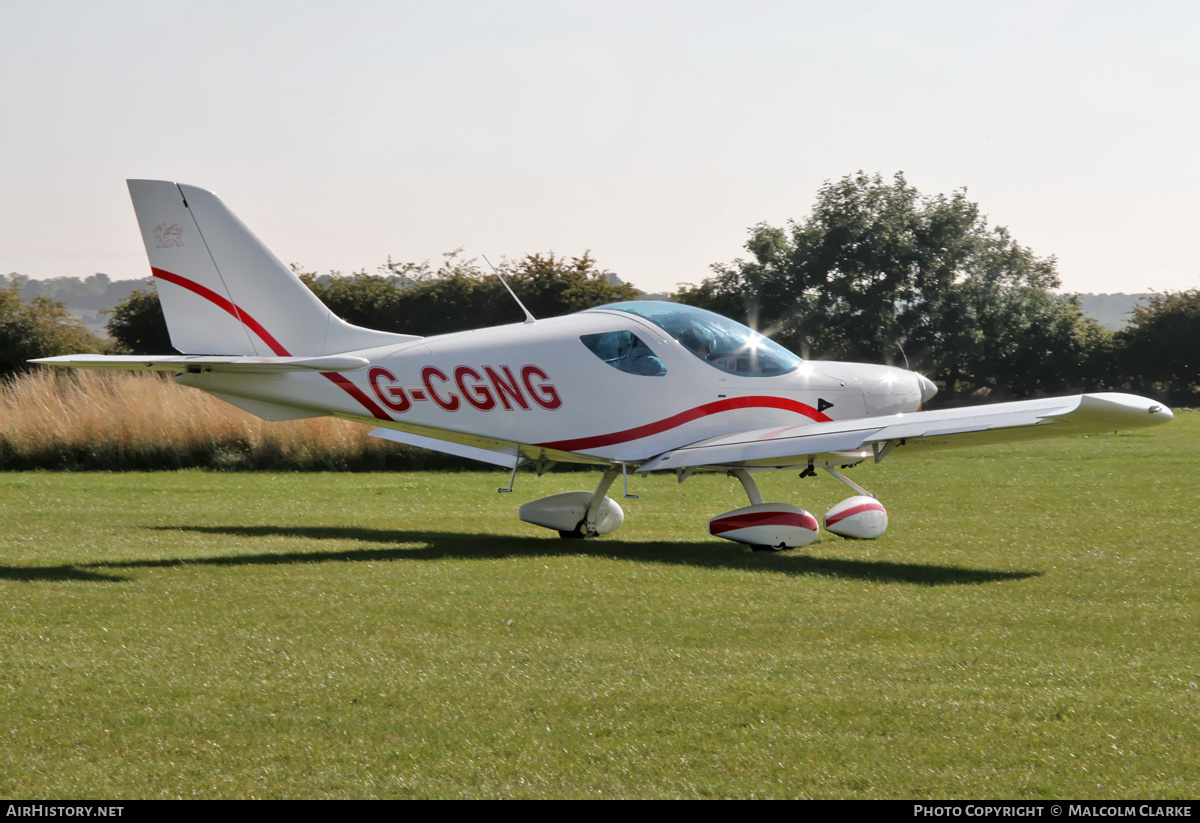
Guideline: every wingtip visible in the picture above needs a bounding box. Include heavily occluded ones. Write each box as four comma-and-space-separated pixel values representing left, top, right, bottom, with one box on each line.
1077, 393, 1173, 428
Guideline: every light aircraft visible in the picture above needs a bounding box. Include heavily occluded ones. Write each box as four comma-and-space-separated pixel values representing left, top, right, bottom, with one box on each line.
35, 181, 1174, 549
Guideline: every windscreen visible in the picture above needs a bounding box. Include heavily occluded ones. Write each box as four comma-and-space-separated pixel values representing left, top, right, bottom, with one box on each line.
593, 301, 802, 377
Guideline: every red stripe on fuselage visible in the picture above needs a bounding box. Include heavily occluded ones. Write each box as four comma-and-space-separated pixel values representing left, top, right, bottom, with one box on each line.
320, 372, 392, 421
152, 267, 393, 422
536, 396, 832, 452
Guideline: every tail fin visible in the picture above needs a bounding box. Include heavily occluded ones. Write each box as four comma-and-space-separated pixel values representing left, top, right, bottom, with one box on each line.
127, 180, 418, 356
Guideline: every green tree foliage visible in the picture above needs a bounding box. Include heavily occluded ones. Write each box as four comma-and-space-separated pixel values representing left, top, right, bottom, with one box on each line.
1115, 290, 1200, 403
105, 288, 176, 355
676, 172, 1109, 400
303, 250, 638, 337
104, 251, 639, 352
0, 280, 102, 374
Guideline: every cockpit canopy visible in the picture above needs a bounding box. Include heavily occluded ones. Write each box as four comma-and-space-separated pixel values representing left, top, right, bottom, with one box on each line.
591, 301, 803, 377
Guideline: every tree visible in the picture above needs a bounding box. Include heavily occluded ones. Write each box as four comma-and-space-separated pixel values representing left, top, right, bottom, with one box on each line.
676, 172, 1107, 400
105, 288, 176, 355
0, 280, 102, 374
105, 250, 640, 352
304, 250, 638, 337
502, 252, 639, 317
1115, 290, 1200, 403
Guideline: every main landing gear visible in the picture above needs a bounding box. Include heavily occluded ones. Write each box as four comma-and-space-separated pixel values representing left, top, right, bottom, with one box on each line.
516, 463, 887, 549
706, 467, 888, 551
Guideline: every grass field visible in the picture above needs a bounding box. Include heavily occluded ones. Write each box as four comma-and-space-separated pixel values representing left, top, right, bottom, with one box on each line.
0, 412, 1196, 798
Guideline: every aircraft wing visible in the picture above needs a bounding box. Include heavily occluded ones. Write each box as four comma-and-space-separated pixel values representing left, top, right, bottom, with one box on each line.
31, 354, 370, 373
637, 392, 1172, 472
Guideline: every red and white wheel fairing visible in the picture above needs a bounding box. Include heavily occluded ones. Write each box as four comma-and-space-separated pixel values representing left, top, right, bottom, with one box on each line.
708, 503, 819, 549
823, 495, 888, 539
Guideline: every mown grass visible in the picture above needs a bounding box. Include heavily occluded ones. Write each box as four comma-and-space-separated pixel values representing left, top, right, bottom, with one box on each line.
0, 414, 1195, 798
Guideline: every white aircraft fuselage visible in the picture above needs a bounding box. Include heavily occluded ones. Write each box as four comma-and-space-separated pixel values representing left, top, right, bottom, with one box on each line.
176, 303, 931, 466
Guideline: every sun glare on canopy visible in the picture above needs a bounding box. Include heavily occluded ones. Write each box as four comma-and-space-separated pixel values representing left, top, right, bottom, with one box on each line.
592, 301, 803, 377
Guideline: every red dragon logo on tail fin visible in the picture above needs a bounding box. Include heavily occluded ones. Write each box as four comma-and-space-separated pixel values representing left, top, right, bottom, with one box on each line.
153, 223, 184, 248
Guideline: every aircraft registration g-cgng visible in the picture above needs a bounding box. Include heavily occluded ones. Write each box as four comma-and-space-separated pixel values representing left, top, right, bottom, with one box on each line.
35, 181, 1174, 550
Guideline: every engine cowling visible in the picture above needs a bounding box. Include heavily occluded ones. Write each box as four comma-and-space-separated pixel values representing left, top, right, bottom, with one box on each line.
708, 503, 819, 550
823, 495, 888, 539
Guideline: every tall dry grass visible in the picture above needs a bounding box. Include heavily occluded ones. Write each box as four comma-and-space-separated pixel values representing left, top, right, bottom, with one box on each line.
0, 369, 446, 470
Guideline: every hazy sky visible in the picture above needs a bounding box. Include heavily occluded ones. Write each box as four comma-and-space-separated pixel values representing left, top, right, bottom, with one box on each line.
2, 0, 1197, 296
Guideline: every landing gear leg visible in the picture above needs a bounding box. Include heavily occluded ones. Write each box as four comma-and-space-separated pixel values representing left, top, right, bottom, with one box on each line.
559, 466, 622, 538
820, 466, 888, 539
729, 468, 764, 505
822, 465, 877, 499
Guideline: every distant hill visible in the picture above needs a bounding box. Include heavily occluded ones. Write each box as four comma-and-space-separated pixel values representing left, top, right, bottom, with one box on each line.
1072, 293, 1154, 331
1, 273, 154, 337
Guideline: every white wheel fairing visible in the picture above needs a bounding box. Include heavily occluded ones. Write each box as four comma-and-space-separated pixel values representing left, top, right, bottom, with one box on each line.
519, 492, 624, 535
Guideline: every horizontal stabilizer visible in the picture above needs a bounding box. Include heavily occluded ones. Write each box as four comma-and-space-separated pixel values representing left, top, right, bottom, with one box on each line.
30, 354, 370, 373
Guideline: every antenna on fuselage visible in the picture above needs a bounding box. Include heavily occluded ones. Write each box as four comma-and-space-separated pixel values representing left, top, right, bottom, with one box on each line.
482, 255, 536, 324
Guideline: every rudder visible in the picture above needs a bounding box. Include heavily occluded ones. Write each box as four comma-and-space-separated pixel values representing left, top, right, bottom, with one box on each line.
127, 180, 416, 356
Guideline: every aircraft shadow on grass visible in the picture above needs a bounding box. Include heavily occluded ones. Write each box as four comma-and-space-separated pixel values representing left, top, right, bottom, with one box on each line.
0, 524, 1040, 586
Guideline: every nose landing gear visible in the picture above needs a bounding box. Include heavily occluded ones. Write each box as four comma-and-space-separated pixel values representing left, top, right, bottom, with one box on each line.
519, 466, 627, 538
